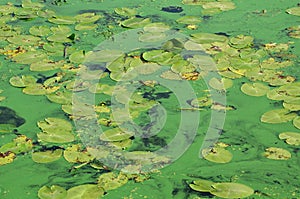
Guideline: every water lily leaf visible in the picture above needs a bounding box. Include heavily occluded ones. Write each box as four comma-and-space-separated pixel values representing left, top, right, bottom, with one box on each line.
283, 97, 300, 111
7, 35, 41, 45
189, 179, 214, 192
160, 70, 182, 80
67, 184, 104, 199
266, 75, 295, 87
266, 88, 290, 101
293, 116, 300, 129
88, 83, 114, 94
47, 34, 72, 43
171, 60, 196, 74
97, 172, 128, 191
176, 16, 202, 24
38, 185, 67, 199
65, 80, 90, 92
261, 58, 292, 70
37, 117, 75, 143
241, 82, 269, 96
287, 25, 300, 38
12, 51, 48, 64
142, 50, 174, 64
202, 2, 236, 11
69, 50, 86, 64
286, 7, 300, 16
22, 0, 44, 10
74, 12, 102, 23
9, 75, 36, 88
32, 149, 63, 163
43, 42, 65, 53
278, 82, 300, 96
261, 109, 296, 124
30, 60, 64, 71
50, 25, 71, 34
63, 144, 94, 163
202, 145, 232, 163
48, 16, 76, 25
121, 17, 151, 28
229, 35, 253, 49
29, 25, 51, 36
279, 132, 300, 146
23, 84, 59, 95
108, 139, 132, 149
75, 23, 97, 31
85, 50, 124, 63
209, 77, 233, 90
0, 152, 15, 166
114, 7, 137, 16
139, 32, 166, 42
263, 147, 291, 160
100, 127, 134, 142
190, 96, 212, 107
37, 9, 56, 18
210, 182, 254, 198
46, 91, 72, 105
143, 22, 170, 32
191, 32, 227, 44
136, 63, 161, 75
0, 135, 32, 154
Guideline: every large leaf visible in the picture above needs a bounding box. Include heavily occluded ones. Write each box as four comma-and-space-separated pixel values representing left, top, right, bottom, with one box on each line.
38, 185, 67, 199
32, 149, 63, 163
263, 147, 291, 160
66, 184, 104, 199
210, 182, 254, 198
241, 82, 269, 97
97, 172, 128, 191
279, 132, 300, 146
260, 109, 297, 124
100, 127, 134, 142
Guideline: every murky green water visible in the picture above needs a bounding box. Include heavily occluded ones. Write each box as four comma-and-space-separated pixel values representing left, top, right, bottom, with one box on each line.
0, 0, 300, 198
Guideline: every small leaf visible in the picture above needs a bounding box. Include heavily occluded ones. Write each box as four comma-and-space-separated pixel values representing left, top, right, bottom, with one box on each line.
38, 185, 67, 199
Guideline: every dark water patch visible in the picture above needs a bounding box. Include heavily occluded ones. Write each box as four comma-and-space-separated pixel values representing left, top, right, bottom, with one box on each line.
0, 106, 25, 132
161, 6, 183, 13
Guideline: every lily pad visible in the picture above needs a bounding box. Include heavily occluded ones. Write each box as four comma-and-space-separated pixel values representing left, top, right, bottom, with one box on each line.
67, 184, 104, 199
261, 109, 297, 124
264, 147, 291, 160
142, 50, 174, 64
38, 185, 67, 199
100, 127, 134, 142
283, 97, 300, 111
202, 2, 236, 11
30, 60, 64, 71
190, 96, 212, 107
48, 16, 76, 25
37, 117, 75, 143
114, 7, 137, 16
97, 172, 128, 191
23, 84, 59, 95
121, 17, 151, 28
202, 145, 232, 163
9, 75, 36, 88
189, 179, 214, 192
143, 22, 170, 32
0, 152, 15, 166
160, 70, 182, 80
286, 7, 300, 16
210, 182, 254, 198
241, 82, 269, 96
293, 116, 300, 129
75, 23, 97, 31
85, 50, 124, 63
32, 149, 63, 163
63, 144, 94, 163
279, 132, 300, 146
46, 91, 72, 105
176, 16, 202, 24
139, 32, 166, 42
0, 135, 32, 154
229, 35, 253, 49
209, 77, 233, 90
69, 50, 86, 64
12, 51, 48, 64
47, 34, 73, 43
29, 25, 51, 37
7, 35, 41, 45
191, 32, 227, 44
74, 12, 102, 23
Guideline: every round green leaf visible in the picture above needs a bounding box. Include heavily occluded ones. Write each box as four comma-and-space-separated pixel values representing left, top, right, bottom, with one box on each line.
139, 32, 166, 42
189, 179, 214, 192
12, 51, 48, 64
9, 75, 36, 88
67, 184, 104, 199
176, 16, 202, 24
114, 7, 137, 16
293, 116, 300, 129
29, 25, 51, 36
97, 172, 128, 191
143, 22, 170, 33
286, 7, 300, 16
30, 60, 64, 71
241, 82, 269, 96
121, 17, 151, 28
100, 128, 134, 142
74, 12, 102, 23
32, 149, 62, 163
7, 35, 41, 45
209, 77, 233, 90
63, 144, 94, 163
261, 109, 297, 124
279, 132, 300, 146
38, 185, 67, 199
202, 146, 232, 163
210, 182, 254, 198
48, 16, 76, 25
264, 147, 291, 160
46, 91, 72, 105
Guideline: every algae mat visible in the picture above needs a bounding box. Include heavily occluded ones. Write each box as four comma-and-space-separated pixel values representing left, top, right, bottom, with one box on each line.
0, 0, 300, 198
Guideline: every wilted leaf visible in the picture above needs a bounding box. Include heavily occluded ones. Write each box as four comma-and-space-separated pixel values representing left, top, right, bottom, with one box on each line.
264, 147, 291, 160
